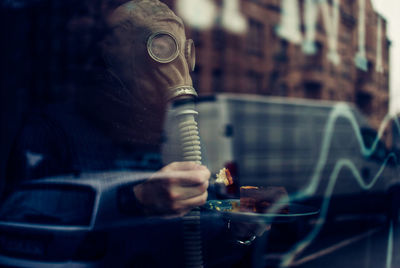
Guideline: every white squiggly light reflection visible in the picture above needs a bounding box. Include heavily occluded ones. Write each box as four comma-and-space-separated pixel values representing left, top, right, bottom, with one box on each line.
259, 102, 400, 267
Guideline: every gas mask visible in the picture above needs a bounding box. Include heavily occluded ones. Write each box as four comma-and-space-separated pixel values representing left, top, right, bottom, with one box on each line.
146, 29, 202, 164
99, 0, 200, 155
147, 30, 197, 100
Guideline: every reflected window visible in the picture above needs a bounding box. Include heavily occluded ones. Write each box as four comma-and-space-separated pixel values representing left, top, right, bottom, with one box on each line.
304, 41, 323, 71
247, 71, 263, 94
274, 39, 288, 62
212, 28, 226, 51
356, 91, 373, 115
304, 82, 322, 99
247, 19, 264, 56
212, 69, 224, 92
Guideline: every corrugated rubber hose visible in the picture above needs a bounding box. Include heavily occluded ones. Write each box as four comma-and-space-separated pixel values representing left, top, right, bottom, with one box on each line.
174, 100, 204, 268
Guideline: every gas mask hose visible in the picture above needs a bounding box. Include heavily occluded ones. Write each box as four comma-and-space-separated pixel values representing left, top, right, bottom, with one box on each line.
147, 21, 203, 268
172, 98, 204, 268
174, 102, 202, 164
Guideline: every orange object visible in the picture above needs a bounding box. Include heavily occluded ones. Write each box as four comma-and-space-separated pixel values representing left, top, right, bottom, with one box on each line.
239, 186, 289, 214
224, 168, 234, 186
216, 168, 234, 186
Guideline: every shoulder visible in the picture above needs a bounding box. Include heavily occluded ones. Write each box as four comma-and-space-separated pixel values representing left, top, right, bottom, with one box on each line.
6, 105, 74, 182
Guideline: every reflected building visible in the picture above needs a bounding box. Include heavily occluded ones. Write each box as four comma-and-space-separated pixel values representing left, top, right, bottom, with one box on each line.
162, 0, 391, 140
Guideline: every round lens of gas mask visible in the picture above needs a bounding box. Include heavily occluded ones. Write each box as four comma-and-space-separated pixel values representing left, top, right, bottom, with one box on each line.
147, 32, 179, 63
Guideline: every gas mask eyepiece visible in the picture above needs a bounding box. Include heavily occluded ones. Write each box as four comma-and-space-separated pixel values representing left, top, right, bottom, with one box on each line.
147, 31, 196, 72
147, 31, 179, 63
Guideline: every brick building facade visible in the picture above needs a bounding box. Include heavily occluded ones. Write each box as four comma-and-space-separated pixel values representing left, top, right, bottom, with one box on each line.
163, 0, 391, 135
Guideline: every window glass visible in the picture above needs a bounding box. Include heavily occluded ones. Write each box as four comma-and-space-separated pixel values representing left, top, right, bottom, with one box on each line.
0, 0, 398, 267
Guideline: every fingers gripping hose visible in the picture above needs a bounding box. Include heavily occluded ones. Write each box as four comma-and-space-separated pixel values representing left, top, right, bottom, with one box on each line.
173, 101, 204, 267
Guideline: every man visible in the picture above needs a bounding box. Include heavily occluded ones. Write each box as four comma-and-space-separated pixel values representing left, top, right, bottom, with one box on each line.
5, 0, 210, 218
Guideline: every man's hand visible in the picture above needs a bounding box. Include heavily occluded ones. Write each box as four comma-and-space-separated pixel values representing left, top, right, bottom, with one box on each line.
133, 162, 210, 217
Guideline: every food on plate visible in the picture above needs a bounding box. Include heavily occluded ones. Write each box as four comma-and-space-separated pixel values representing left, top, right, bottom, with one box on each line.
213, 168, 289, 214
215, 168, 234, 186
239, 186, 289, 214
